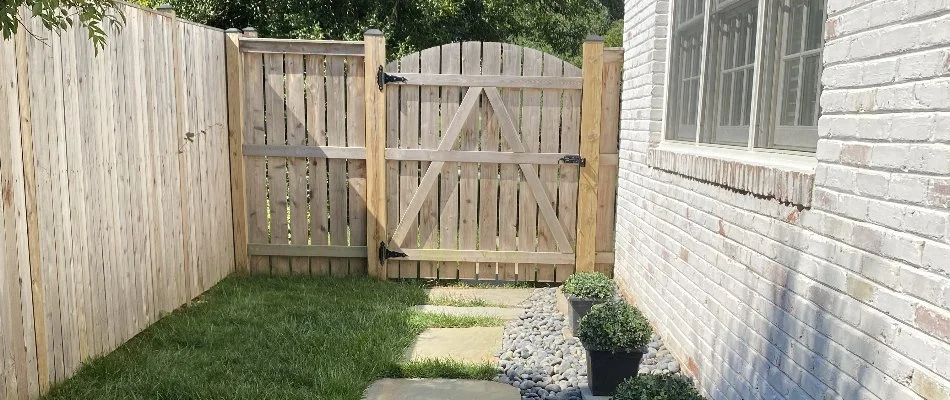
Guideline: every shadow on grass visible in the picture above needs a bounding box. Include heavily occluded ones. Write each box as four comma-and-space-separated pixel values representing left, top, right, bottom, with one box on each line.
43, 276, 430, 400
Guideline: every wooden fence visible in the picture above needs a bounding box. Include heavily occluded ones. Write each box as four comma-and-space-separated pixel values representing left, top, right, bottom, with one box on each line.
229, 33, 622, 282
0, 4, 234, 398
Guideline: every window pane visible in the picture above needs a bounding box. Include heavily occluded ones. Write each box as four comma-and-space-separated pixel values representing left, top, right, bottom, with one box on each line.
769, 0, 825, 151
706, 3, 757, 145
786, 1, 805, 55
780, 58, 801, 126
798, 54, 820, 125
805, 0, 824, 50
666, 26, 704, 140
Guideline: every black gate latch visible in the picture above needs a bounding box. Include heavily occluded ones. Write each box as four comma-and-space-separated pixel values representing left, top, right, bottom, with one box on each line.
378, 242, 408, 263
559, 154, 587, 167
377, 66, 407, 91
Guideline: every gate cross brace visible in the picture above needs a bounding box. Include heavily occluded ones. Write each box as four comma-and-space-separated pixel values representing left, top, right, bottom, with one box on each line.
389, 86, 574, 254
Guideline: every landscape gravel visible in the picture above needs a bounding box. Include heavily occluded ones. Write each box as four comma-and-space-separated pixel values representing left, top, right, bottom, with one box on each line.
496, 287, 679, 400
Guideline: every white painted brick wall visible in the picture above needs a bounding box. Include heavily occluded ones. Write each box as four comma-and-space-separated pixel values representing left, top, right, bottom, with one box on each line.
618, 0, 950, 398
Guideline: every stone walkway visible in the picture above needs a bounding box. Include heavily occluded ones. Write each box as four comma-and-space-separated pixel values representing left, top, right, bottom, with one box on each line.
403, 288, 533, 365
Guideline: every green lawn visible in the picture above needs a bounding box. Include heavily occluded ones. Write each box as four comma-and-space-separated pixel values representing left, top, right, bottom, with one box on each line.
43, 276, 500, 400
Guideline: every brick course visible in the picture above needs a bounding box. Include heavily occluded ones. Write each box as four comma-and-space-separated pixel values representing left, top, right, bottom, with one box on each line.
618, 0, 950, 398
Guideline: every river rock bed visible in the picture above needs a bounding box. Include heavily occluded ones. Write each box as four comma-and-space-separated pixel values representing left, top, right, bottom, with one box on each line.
495, 288, 679, 400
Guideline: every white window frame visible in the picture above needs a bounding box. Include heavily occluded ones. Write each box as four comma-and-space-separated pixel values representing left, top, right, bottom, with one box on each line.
661, 0, 826, 154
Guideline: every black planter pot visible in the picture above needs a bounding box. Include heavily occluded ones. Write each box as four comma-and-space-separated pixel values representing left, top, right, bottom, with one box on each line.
585, 348, 645, 396
567, 296, 606, 333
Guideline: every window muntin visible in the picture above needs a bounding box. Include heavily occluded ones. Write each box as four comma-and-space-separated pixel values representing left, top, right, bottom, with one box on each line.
664, 0, 825, 152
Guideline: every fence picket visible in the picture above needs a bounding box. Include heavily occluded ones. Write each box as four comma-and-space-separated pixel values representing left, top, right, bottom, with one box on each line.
458, 42, 480, 281
285, 54, 310, 275
346, 55, 368, 276
326, 56, 349, 276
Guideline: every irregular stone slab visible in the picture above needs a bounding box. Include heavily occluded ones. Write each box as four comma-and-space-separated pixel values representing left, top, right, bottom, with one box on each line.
405, 327, 504, 363
427, 287, 535, 308
364, 378, 520, 400
412, 305, 523, 320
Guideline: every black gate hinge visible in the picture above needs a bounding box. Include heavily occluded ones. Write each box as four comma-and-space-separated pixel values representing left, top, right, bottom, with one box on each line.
377, 66, 407, 91
378, 242, 408, 263
559, 154, 587, 167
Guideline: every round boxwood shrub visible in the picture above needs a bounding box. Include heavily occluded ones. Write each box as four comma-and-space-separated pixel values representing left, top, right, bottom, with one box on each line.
577, 300, 652, 352
613, 374, 704, 400
561, 271, 614, 300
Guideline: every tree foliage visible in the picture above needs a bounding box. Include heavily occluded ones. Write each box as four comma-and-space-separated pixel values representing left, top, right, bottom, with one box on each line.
1, 0, 123, 50
136, 0, 622, 64
3, 0, 621, 64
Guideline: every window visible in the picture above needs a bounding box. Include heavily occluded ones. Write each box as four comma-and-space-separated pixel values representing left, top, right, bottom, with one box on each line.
665, 0, 826, 152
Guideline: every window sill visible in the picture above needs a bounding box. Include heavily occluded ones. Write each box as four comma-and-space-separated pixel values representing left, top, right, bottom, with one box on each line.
646, 142, 817, 207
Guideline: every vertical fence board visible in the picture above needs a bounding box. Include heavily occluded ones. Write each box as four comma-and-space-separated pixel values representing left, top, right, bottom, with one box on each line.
417, 48, 440, 279
385, 59, 400, 279
326, 56, 349, 276
476, 43, 502, 281
264, 53, 290, 275
497, 44, 521, 281
517, 48, 543, 282
285, 54, 309, 275
346, 55, 367, 276
0, 34, 34, 399
398, 53, 420, 279
243, 46, 268, 274
556, 62, 582, 281
438, 45, 461, 279
457, 42, 479, 280
305, 55, 330, 275
536, 54, 564, 283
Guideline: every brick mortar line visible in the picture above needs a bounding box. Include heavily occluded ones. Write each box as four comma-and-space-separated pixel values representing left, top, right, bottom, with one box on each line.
624, 179, 946, 396
634, 169, 950, 346
619, 199, 881, 399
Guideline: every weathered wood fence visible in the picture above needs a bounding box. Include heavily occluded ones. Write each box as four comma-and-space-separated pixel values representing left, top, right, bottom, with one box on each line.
0, 4, 234, 398
228, 32, 622, 282
1, 5, 622, 398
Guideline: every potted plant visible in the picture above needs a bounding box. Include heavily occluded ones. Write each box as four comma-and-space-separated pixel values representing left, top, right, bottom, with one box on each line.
577, 300, 653, 396
613, 374, 704, 400
560, 271, 614, 333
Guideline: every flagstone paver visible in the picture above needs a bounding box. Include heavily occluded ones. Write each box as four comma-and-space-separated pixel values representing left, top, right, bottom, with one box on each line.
412, 305, 524, 320
364, 378, 520, 400
426, 288, 535, 308
404, 327, 505, 364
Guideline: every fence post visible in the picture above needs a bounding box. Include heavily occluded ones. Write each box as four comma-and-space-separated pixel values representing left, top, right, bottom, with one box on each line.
575, 36, 604, 274
225, 28, 249, 274
363, 29, 387, 278
14, 9, 49, 393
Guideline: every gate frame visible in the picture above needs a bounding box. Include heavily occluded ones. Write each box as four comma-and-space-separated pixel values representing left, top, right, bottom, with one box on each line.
225, 30, 620, 280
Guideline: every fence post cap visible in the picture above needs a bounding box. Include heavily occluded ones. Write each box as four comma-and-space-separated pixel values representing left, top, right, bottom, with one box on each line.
364, 28, 383, 36
156, 4, 175, 12
225, 28, 242, 33
585, 35, 605, 42
242, 27, 257, 32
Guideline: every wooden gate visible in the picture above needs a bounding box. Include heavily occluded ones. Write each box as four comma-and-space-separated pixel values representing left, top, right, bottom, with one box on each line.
226, 31, 621, 282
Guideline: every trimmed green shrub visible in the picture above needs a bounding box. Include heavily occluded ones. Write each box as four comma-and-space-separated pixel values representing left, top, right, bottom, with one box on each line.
613, 374, 704, 400
577, 300, 652, 352
561, 272, 614, 300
